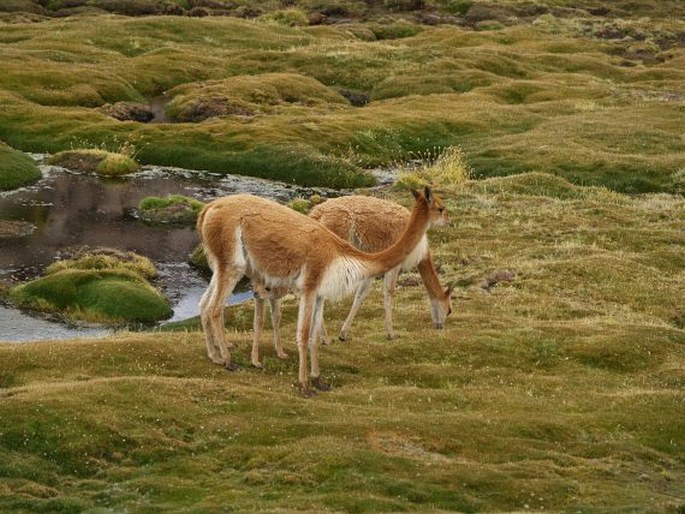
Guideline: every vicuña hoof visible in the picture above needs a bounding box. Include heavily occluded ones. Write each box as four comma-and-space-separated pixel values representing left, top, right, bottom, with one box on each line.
311, 375, 331, 392
297, 382, 317, 398
277, 352, 289, 360
251, 361, 264, 369
224, 362, 240, 372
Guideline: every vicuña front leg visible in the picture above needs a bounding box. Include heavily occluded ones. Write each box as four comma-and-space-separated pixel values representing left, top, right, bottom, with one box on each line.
252, 297, 266, 368
309, 296, 330, 391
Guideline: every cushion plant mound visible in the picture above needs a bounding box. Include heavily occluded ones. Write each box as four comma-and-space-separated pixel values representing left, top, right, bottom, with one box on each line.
47, 149, 139, 177
0, 143, 41, 191
138, 195, 205, 225
10, 269, 172, 325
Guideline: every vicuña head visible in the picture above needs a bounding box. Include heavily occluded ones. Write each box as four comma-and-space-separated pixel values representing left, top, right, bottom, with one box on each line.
197, 186, 446, 396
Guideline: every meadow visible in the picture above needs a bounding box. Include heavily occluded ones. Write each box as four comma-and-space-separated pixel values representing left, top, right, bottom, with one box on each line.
0, 0, 684, 512
1, 175, 684, 511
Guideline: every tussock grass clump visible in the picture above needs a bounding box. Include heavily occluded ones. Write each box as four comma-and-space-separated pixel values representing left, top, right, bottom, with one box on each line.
0, 142, 41, 190
286, 194, 324, 214
48, 149, 139, 177
397, 145, 472, 189
138, 194, 205, 225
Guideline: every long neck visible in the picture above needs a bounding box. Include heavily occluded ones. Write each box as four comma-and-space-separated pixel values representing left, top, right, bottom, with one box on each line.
417, 252, 445, 299
358, 199, 430, 277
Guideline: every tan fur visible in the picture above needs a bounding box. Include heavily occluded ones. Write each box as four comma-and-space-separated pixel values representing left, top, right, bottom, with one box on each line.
197, 188, 446, 396
251, 196, 453, 365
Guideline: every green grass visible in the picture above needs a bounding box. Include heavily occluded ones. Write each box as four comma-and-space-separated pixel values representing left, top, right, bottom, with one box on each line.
1, 176, 683, 511
0, 6, 682, 191
0, 141, 41, 190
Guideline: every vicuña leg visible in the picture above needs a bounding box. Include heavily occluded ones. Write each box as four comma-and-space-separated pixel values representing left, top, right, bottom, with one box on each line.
296, 293, 316, 396
252, 293, 287, 368
270, 297, 288, 360
199, 273, 223, 365
252, 297, 266, 368
338, 278, 373, 342
204, 267, 243, 370
383, 267, 401, 340
309, 296, 330, 391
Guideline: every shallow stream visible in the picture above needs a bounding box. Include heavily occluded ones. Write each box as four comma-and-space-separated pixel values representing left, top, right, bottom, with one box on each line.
0, 155, 339, 342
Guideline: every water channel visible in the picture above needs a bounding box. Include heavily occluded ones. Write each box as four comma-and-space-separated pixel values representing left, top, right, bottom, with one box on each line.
0, 155, 343, 342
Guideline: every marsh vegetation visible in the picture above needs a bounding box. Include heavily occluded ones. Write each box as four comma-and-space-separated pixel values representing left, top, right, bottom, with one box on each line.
0, 0, 684, 511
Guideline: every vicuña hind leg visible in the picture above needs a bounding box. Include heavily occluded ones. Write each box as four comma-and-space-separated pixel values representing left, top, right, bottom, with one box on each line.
199, 274, 223, 365
206, 267, 243, 370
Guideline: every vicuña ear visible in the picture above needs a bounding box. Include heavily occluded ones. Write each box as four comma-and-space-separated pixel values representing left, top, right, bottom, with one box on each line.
424, 186, 433, 204
411, 188, 420, 200
445, 282, 455, 297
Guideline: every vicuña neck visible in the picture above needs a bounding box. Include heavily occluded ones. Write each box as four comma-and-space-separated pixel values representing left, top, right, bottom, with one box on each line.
417, 253, 444, 299
359, 198, 429, 277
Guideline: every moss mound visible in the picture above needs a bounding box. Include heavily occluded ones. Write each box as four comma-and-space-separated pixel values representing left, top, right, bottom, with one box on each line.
10, 248, 171, 325
0, 143, 41, 191
138, 195, 205, 225
48, 149, 139, 177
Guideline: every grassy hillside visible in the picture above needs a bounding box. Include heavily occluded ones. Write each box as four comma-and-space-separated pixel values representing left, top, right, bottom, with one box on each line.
0, 2, 683, 190
1, 176, 683, 511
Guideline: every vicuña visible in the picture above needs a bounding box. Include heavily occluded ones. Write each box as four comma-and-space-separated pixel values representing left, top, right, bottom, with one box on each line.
251, 195, 452, 368
196, 187, 447, 396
